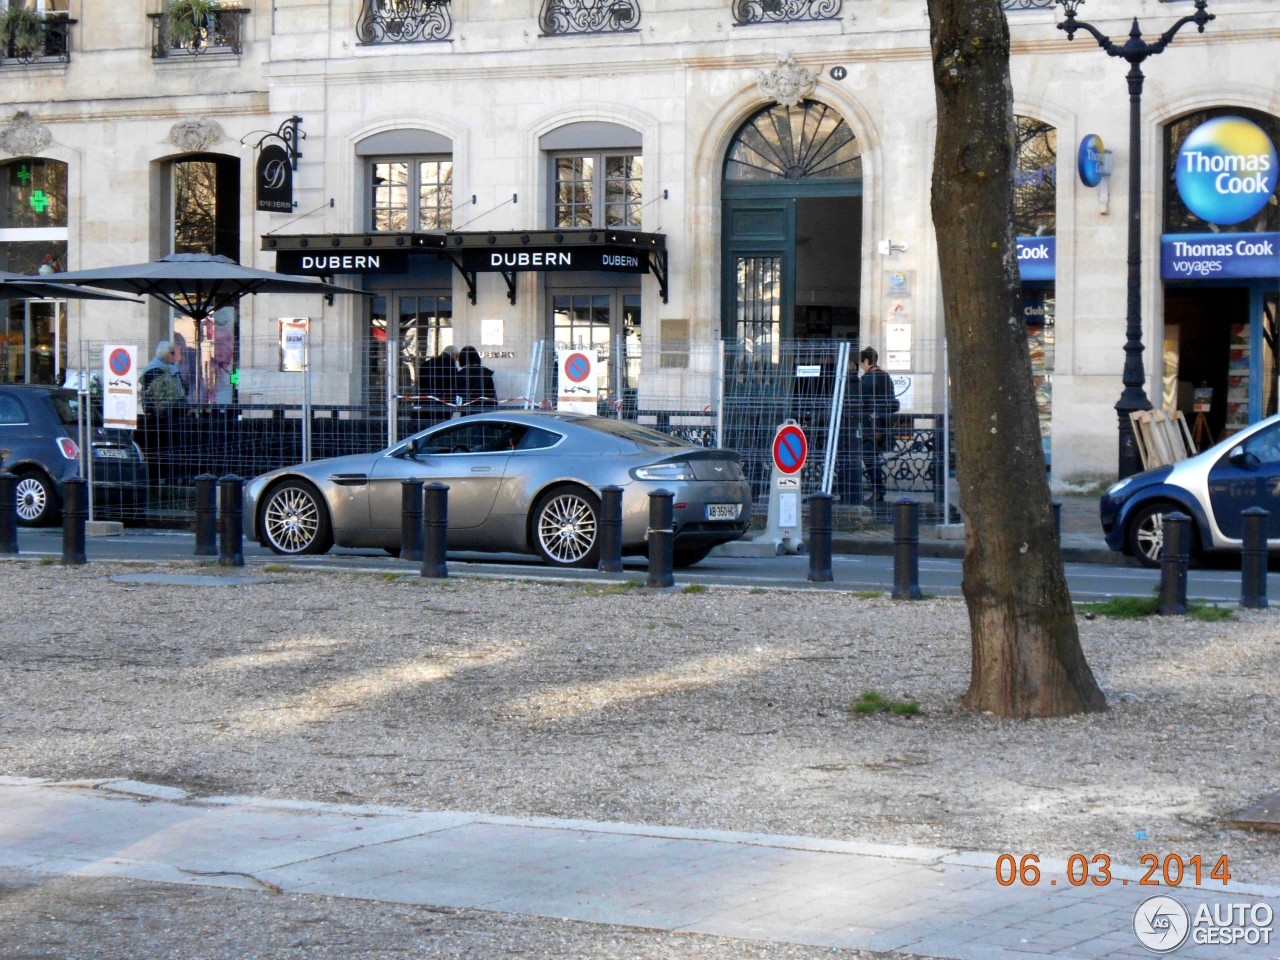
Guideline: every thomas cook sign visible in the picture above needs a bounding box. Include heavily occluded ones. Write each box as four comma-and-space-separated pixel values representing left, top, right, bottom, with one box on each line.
462, 246, 650, 274
256, 143, 294, 213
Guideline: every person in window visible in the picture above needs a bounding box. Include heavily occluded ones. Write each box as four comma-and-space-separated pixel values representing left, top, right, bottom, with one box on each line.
418, 344, 457, 424
858, 346, 899, 505
457, 345, 496, 411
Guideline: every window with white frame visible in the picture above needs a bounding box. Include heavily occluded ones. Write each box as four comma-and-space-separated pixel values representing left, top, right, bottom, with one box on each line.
369, 158, 453, 232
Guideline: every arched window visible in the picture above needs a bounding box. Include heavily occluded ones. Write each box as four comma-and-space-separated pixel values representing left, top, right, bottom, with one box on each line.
1014, 116, 1056, 237
724, 100, 861, 182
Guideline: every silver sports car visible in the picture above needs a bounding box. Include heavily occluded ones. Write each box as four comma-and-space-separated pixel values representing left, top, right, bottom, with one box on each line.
244, 411, 753, 567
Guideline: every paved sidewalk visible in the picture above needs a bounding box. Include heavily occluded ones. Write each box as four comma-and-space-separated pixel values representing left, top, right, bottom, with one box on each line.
3, 778, 1273, 960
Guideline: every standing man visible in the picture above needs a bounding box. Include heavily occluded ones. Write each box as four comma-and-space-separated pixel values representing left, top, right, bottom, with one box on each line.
858, 346, 898, 505
418, 344, 458, 425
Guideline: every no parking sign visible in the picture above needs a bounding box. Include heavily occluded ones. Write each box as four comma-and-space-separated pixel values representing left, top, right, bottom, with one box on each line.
556, 349, 597, 415
772, 422, 808, 475
102, 345, 138, 429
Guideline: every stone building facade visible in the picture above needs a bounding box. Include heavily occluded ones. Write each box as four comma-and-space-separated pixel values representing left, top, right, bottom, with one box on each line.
1, 0, 1277, 484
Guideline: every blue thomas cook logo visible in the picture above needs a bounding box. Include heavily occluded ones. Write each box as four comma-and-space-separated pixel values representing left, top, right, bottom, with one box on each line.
1176, 116, 1277, 226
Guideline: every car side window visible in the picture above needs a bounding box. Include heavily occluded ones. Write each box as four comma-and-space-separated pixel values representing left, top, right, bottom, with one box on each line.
514, 426, 561, 451
420, 421, 519, 455
1243, 423, 1280, 465
0, 395, 25, 425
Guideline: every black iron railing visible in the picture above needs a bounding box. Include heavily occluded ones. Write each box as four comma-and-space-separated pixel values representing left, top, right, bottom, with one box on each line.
356, 0, 452, 44
1, 13, 73, 64
539, 0, 640, 36
149, 5, 247, 58
731, 0, 841, 25
1002, 0, 1055, 9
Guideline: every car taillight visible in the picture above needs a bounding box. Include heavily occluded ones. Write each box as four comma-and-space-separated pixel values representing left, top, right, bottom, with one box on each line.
57, 437, 79, 460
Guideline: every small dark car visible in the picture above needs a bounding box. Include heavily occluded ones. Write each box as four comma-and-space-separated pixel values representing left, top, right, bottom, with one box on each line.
0, 384, 147, 525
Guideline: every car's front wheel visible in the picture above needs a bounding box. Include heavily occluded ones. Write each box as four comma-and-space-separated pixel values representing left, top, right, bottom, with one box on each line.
532, 485, 600, 567
261, 480, 334, 555
14, 471, 58, 526
1126, 502, 1196, 568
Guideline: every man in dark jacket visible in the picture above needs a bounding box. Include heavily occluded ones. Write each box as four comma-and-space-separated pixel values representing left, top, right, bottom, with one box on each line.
858, 346, 898, 504
418, 345, 457, 425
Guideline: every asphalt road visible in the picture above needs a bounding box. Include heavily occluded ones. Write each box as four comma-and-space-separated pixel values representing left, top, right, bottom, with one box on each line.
12, 527, 1279, 604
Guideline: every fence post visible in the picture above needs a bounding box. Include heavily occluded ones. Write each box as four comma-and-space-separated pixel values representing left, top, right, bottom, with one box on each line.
193, 473, 218, 556
1157, 512, 1189, 615
421, 482, 448, 579
61, 477, 87, 566
646, 489, 675, 589
0, 471, 17, 555
1240, 507, 1269, 610
218, 474, 244, 568
892, 498, 921, 600
598, 485, 624, 573
400, 478, 424, 562
807, 492, 833, 583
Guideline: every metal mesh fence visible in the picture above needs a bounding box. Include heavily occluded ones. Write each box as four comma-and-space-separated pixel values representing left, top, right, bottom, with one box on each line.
66, 334, 954, 528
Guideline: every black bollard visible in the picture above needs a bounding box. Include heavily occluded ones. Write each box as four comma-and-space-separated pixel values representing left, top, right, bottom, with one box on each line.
218, 474, 244, 568
400, 478, 424, 562
646, 488, 675, 589
421, 482, 449, 579
1157, 511, 1189, 615
61, 477, 87, 566
193, 474, 218, 557
892, 498, 922, 600
807, 492, 833, 583
1241, 507, 1269, 610
0, 471, 17, 555
598, 485, 624, 573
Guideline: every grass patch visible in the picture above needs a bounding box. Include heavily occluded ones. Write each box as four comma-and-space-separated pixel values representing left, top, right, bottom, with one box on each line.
854, 590, 883, 599
1079, 595, 1234, 621
849, 690, 920, 717
261, 564, 289, 574
682, 584, 707, 595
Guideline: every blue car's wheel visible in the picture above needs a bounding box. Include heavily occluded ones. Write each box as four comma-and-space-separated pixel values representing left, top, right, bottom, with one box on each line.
14, 471, 58, 527
1126, 502, 1197, 569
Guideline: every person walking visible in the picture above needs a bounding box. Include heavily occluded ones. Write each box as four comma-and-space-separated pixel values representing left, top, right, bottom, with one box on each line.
858, 346, 898, 505
457, 345, 497, 411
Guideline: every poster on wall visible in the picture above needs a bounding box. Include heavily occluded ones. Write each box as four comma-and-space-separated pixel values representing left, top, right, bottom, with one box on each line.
172, 306, 236, 405
279, 318, 310, 373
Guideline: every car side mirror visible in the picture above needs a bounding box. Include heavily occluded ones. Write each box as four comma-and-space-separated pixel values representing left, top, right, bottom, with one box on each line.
1227, 444, 1260, 470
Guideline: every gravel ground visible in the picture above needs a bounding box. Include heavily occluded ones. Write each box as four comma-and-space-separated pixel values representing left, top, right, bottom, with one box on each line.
2, 558, 1277, 957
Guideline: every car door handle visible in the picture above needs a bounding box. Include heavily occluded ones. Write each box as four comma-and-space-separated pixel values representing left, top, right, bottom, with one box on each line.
470, 466, 492, 473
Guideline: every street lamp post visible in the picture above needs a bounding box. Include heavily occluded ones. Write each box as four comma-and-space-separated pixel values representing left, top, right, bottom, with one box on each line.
1056, 0, 1214, 479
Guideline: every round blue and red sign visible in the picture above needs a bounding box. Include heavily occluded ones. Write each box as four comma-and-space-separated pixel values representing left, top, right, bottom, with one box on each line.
108, 348, 132, 377
772, 424, 808, 475
564, 351, 592, 383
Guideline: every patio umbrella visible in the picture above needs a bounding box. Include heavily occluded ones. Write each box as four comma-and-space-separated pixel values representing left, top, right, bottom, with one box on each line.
36, 252, 369, 402
0, 270, 142, 303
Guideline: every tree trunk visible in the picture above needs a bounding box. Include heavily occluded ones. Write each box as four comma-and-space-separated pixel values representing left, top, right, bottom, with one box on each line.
927, 0, 1107, 717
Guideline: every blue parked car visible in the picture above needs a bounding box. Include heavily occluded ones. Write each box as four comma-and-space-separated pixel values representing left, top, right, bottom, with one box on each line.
1100, 412, 1280, 567
0, 384, 147, 526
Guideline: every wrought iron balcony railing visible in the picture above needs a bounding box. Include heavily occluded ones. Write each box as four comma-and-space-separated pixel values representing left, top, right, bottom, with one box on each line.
1, 13, 74, 64
1002, 0, 1055, 9
149, 5, 247, 58
731, 0, 841, 25
539, 0, 640, 36
356, 0, 453, 44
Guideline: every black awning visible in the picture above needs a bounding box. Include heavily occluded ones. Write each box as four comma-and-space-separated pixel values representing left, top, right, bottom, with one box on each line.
263, 229, 668, 304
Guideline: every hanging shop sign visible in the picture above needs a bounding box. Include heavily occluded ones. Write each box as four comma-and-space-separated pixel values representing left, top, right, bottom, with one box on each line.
1015, 236, 1055, 282
462, 246, 651, 274
1077, 134, 1111, 187
275, 250, 409, 275
1160, 232, 1280, 280
1175, 116, 1277, 226
255, 144, 294, 213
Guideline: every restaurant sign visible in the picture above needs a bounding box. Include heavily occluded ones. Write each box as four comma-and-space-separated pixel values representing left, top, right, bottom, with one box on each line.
461, 246, 650, 274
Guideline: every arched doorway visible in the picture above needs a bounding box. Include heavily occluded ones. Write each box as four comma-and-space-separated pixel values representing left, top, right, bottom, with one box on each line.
720, 99, 862, 356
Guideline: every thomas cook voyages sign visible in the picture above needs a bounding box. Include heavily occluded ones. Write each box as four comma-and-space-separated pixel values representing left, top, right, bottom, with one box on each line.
462, 246, 650, 274
256, 143, 294, 213
1175, 116, 1276, 226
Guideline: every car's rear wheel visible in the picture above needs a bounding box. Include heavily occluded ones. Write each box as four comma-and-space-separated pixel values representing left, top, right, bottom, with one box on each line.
14, 471, 58, 527
261, 480, 334, 555
532, 485, 600, 567
1126, 502, 1196, 568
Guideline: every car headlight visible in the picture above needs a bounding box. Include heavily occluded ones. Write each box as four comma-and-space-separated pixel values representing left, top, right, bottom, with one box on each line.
633, 461, 696, 481
1105, 476, 1135, 498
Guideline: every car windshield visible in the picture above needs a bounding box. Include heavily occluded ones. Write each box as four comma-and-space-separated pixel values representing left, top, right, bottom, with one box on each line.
50, 393, 103, 427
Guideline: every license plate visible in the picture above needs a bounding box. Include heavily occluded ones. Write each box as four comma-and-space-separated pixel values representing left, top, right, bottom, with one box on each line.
706, 503, 740, 520
94, 447, 131, 460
